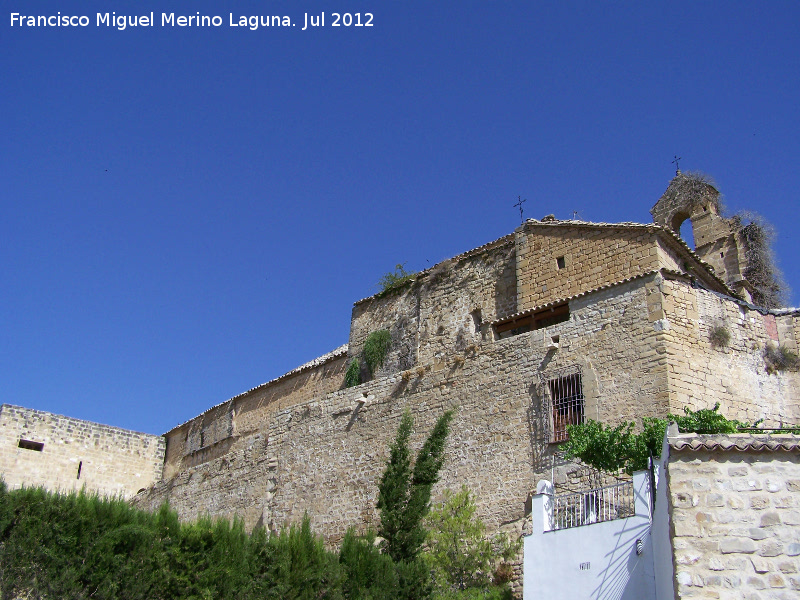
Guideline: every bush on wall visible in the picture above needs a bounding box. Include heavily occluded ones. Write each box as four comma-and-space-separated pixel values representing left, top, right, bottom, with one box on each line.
344, 358, 361, 388
364, 329, 392, 376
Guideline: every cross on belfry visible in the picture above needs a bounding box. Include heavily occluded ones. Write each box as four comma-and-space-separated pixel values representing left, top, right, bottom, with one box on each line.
514, 196, 527, 223
672, 155, 682, 175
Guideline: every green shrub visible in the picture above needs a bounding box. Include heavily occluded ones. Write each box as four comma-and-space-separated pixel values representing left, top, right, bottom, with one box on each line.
364, 330, 391, 376
425, 486, 516, 596
377, 264, 416, 296
339, 529, 398, 600
345, 359, 361, 388
764, 344, 800, 373
561, 404, 761, 474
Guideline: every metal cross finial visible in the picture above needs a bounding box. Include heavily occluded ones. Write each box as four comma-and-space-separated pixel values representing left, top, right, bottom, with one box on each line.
672, 155, 682, 175
514, 195, 527, 223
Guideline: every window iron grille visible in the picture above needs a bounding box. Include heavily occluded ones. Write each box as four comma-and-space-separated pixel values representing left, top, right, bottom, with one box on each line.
547, 366, 584, 443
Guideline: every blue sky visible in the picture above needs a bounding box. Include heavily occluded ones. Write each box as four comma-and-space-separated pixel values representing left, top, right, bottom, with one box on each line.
2, 1, 799, 435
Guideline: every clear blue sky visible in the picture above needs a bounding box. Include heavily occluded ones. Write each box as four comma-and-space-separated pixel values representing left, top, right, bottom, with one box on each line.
2, 1, 799, 435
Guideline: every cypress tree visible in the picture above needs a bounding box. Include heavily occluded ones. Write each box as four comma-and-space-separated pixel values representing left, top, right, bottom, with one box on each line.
377, 409, 454, 563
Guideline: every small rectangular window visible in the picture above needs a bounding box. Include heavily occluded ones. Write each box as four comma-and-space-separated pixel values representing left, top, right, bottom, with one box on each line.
18, 439, 44, 452
556, 256, 566, 269
548, 368, 584, 443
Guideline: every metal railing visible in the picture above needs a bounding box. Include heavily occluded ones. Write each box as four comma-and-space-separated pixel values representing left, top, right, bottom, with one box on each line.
552, 480, 634, 530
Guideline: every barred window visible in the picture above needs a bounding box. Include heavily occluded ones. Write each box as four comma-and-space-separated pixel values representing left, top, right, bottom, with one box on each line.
548, 368, 584, 443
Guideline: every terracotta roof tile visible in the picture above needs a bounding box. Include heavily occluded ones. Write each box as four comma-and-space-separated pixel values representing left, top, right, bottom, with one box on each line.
669, 432, 800, 453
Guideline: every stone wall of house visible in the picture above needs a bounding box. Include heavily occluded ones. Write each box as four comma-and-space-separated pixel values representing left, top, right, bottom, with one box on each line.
0, 404, 164, 499
655, 278, 800, 426
666, 434, 800, 599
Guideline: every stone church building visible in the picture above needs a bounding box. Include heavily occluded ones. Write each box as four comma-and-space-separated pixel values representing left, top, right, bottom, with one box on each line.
2, 173, 798, 593
129, 173, 799, 537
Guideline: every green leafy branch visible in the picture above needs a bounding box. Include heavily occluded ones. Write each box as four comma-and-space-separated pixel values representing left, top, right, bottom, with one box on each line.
560, 404, 766, 474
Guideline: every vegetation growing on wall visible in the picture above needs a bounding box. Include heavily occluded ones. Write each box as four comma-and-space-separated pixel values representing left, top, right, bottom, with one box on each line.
377, 263, 417, 297
764, 344, 800, 373
737, 212, 788, 309
344, 358, 361, 388
709, 324, 731, 349
560, 404, 763, 474
364, 329, 392, 375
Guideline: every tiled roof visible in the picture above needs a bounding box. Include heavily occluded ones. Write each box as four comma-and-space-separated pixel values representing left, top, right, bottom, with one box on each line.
489, 270, 661, 327
169, 344, 348, 432
669, 432, 800, 453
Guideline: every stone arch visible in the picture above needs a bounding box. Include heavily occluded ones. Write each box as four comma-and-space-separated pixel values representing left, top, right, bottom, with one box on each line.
670, 210, 691, 234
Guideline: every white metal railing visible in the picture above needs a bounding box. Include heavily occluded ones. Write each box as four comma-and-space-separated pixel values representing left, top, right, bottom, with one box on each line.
552, 480, 634, 530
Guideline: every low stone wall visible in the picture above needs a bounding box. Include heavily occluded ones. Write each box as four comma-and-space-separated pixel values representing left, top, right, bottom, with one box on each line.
665, 433, 800, 599
0, 404, 165, 499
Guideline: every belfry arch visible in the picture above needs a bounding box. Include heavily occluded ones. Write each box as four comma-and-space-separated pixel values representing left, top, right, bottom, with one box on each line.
651, 171, 751, 302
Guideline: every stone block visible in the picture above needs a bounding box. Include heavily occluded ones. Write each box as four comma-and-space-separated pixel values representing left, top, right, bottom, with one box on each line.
759, 511, 781, 527
720, 538, 756, 554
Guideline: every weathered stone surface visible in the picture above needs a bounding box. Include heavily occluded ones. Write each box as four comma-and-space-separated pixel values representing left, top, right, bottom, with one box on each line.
668, 444, 800, 600
0, 404, 164, 499
4, 202, 797, 599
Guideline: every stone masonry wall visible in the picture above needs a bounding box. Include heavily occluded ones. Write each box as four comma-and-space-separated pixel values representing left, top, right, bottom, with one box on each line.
134, 276, 673, 539
657, 278, 800, 426
347, 236, 516, 380
162, 352, 348, 479
515, 224, 662, 312
0, 404, 164, 499
666, 435, 800, 599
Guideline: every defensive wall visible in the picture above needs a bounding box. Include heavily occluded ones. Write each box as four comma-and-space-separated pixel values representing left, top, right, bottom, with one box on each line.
0, 404, 165, 499
133, 217, 800, 548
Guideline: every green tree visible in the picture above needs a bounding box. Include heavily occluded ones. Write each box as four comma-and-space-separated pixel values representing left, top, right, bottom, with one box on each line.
425, 486, 502, 592
377, 409, 454, 563
339, 529, 398, 600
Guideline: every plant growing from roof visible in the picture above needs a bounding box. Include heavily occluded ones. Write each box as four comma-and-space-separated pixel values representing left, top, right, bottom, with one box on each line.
377, 263, 417, 296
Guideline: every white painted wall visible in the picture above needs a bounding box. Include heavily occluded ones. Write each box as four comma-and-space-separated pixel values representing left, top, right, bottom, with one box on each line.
651, 432, 676, 600
523, 471, 656, 600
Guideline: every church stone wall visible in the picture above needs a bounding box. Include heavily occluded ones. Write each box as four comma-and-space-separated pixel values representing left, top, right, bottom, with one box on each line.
515, 224, 661, 312
0, 404, 164, 499
347, 236, 516, 380
656, 280, 800, 426
134, 276, 675, 539
513, 223, 724, 314
162, 352, 348, 479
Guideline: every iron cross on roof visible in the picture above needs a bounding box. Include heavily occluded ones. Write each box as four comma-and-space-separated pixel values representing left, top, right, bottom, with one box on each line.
514, 196, 527, 223
672, 155, 682, 175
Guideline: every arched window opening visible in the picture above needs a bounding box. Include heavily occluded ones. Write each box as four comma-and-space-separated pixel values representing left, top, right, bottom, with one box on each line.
671, 212, 695, 250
